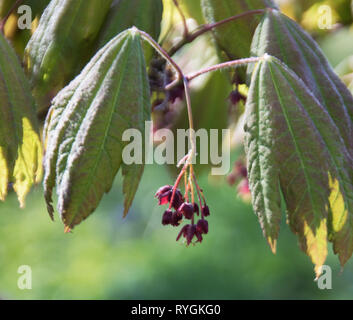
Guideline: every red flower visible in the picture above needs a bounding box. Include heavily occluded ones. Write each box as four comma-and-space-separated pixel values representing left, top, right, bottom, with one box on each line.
201, 205, 210, 217
179, 202, 194, 219
171, 211, 183, 226
155, 185, 184, 209
176, 224, 203, 245
155, 185, 173, 205
196, 219, 208, 234
162, 209, 173, 225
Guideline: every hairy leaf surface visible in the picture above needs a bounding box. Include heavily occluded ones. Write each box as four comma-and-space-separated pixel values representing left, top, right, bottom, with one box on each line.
44, 29, 151, 229
0, 32, 42, 207
245, 56, 353, 272
250, 9, 353, 158
25, 0, 113, 113
97, 0, 163, 48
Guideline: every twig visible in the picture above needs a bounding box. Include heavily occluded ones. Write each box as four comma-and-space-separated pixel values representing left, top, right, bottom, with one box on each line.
168, 9, 266, 56
137, 28, 184, 87
186, 57, 263, 82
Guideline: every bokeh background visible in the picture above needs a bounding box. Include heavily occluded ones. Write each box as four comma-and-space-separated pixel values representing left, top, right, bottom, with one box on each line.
1, 0, 353, 299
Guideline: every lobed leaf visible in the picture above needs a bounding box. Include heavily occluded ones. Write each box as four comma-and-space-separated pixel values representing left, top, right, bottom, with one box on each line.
24, 0, 113, 113
97, 0, 163, 48
0, 32, 42, 207
245, 55, 353, 273
249, 9, 353, 159
44, 28, 151, 230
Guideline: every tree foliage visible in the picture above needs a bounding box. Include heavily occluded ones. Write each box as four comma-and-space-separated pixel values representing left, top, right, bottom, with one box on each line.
1, 0, 353, 275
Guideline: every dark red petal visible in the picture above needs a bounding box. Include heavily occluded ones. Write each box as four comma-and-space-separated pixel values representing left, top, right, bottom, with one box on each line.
155, 185, 172, 198
179, 202, 194, 219
171, 189, 184, 209
186, 225, 196, 245
176, 224, 190, 241
195, 230, 203, 243
196, 219, 209, 234
202, 205, 210, 217
171, 211, 183, 226
158, 191, 172, 205
193, 203, 199, 215
162, 210, 173, 225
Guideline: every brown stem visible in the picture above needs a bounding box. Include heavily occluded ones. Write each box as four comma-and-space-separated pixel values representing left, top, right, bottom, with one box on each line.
169, 162, 188, 210
0, 0, 24, 34
192, 172, 206, 206
186, 57, 263, 82
193, 173, 203, 217
168, 9, 266, 56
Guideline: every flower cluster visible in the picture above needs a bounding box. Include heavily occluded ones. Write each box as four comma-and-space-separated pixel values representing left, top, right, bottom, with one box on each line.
155, 183, 210, 245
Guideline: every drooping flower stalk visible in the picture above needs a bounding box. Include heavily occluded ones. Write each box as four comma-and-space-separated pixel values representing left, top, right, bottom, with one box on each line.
138, 27, 265, 245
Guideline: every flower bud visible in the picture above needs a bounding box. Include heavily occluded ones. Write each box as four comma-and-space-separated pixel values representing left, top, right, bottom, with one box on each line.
162, 209, 173, 225
197, 219, 209, 234
179, 202, 194, 219
202, 205, 210, 217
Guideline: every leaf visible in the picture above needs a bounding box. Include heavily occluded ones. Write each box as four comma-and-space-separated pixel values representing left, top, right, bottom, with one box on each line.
97, 0, 163, 48
249, 9, 353, 159
245, 55, 353, 273
179, 0, 205, 26
24, 0, 113, 114
0, 32, 42, 207
201, 0, 277, 61
44, 28, 151, 229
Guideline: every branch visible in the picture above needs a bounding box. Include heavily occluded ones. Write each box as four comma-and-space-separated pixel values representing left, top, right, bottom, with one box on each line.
137, 28, 184, 86
186, 57, 263, 81
168, 9, 266, 56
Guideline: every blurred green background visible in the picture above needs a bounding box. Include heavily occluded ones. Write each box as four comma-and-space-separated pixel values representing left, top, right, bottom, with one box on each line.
1, 0, 353, 300
1, 163, 353, 299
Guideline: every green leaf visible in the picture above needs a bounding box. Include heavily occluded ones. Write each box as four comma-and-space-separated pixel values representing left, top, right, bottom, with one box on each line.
44, 28, 151, 230
201, 0, 277, 61
0, 32, 42, 207
24, 0, 113, 113
249, 9, 353, 159
179, 0, 205, 26
97, 0, 163, 47
245, 55, 353, 273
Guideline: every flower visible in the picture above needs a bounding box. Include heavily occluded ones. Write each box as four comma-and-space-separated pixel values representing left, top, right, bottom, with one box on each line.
162, 209, 173, 225
178, 202, 194, 219
197, 219, 208, 234
155, 185, 173, 205
155, 185, 184, 209
176, 224, 203, 245
171, 211, 183, 226
201, 205, 210, 217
